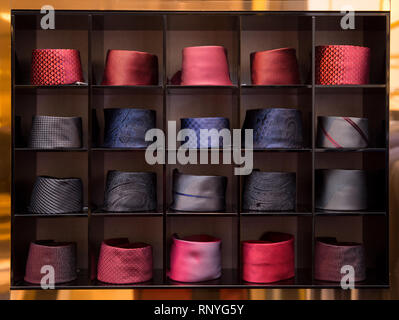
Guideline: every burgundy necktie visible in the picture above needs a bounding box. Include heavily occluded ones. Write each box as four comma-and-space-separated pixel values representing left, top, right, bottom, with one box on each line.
174, 46, 232, 85
97, 238, 153, 284
24, 240, 77, 284
101, 50, 158, 85
31, 49, 84, 85
242, 232, 295, 283
315, 237, 366, 282
168, 234, 222, 283
250, 48, 300, 85
316, 45, 370, 85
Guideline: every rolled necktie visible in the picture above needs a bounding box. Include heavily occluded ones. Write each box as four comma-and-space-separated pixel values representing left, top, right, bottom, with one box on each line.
242, 171, 296, 211
316, 169, 367, 211
103, 108, 156, 148
317, 116, 369, 148
180, 117, 230, 149
97, 238, 153, 284
242, 108, 303, 148
178, 46, 232, 85
316, 45, 370, 85
29, 176, 83, 214
315, 237, 366, 282
31, 49, 84, 85
171, 169, 227, 212
24, 240, 77, 284
28, 115, 82, 149
103, 170, 157, 212
101, 50, 158, 85
250, 48, 301, 85
242, 232, 295, 283
168, 234, 222, 283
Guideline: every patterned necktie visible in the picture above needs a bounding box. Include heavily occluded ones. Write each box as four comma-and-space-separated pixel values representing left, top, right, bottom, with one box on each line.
316, 45, 371, 85
180, 117, 230, 149
178, 46, 232, 85
242, 108, 303, 148
315, 169, 367, 211
97, 238, 153, 284
242, 171, 296, 211
101, 50, 158, 85
28, 115, 82, 149
315, 237, 366, 282
103, 108, 156, 148
242, 232, 295, 283
29, 176, 83, 214
250, 48, 300, 85
171, 169, 227, 212
31, 49, 84, 85
24, 240, 77, 284
317, 116, 369, 148
168, 234, 222, 283
103, 171, 157, 212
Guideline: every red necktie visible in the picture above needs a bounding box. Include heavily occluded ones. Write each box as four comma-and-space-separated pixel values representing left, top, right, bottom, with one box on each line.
31, 49, 84, 85
24, 240, 77, 284
101, 50, 158, 85
97, 238, 153, 284
316, 45, 370, 85
250, 48, 300, 85
242, 232, 295, 283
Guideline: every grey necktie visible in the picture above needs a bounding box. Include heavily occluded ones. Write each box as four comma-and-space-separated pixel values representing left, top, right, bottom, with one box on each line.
28, 115, 82, 149
171, 169, 227, 212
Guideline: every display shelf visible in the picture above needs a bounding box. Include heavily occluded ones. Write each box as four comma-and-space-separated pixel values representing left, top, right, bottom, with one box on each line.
11, 10, 390, 289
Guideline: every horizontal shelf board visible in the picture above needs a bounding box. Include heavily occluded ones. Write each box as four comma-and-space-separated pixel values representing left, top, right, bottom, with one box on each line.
91, 210, 163, 217
315, 209, 386, 216
251, 148, 312, 152
167, 209, 238, 216
14, 147, 88, 152
241, 84, 312, 89
241, 211, 312, 216
91, 147, 149, 151
315, 148, 386, 153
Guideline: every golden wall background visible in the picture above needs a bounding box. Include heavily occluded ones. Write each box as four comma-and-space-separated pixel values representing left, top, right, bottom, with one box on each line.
0, 0, 396, 300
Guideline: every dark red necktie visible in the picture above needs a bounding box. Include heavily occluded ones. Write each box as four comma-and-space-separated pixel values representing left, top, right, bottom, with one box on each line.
316, 45, 370, 85
97, 238, 153, 284
31, 49, 84, 85
24, 240, 77, 284
101, 50, 158, 85
250, 48, 300, 85
242, 232, 295, 283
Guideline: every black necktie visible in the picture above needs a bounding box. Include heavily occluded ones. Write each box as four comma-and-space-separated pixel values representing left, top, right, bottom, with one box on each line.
171, 169, 227, 212
29, 176, 83, 214
103, 171, 157, 212
242, 170, 296, 211
28, 115, 82, 149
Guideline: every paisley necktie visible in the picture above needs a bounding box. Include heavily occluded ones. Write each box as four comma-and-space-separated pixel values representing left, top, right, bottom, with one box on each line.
168, 234, 222, 283
316, 169, 367, 211
316, 116, 369, 148
180, 117, 230, 149
102, 108, 156, 148
28, 115, 82, 149
101, 50, 158, 86
171, 169, 227, 212
97, 238, 153, 284
31, 49, 84, 85
29, 176, 83, 214
242, 232, 295, 283
103, 171, 157, 212
24, 240, 77, 284
315, 237, 366, 282
316, 45, 370, 85
173, 46, 232, 85
250, 48, 301, 85
242, 170, 296, 211
242, 108, 303, 148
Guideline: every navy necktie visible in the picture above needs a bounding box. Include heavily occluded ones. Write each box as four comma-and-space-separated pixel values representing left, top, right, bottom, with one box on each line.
180, 117, 230, 148
103, 108, 156, 148
242, 108, 303, 148
171, 169, 227, 212
103, 171, 157, 212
